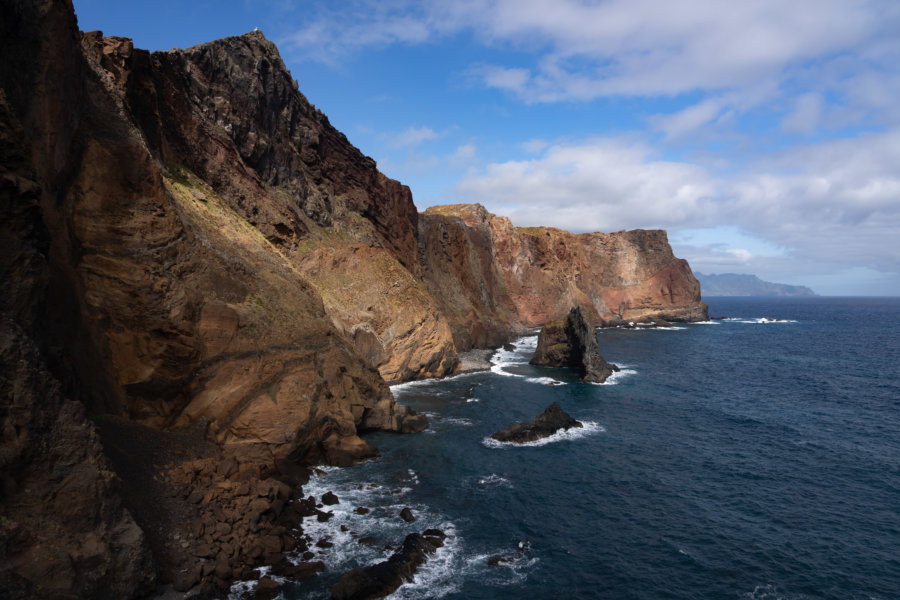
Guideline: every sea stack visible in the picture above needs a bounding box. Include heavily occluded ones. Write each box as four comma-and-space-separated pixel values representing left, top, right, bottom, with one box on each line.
491, 402, 583, 443
530, 306, 620, 383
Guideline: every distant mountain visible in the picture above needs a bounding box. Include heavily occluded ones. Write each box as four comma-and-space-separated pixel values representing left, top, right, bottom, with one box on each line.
695, 273, 817, 297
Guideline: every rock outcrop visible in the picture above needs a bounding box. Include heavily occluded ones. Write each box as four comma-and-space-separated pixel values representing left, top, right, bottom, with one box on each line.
531, 306, 620, 383
491, 403, 583, 444
331, 529, 447, 600
420, 204, 708, 354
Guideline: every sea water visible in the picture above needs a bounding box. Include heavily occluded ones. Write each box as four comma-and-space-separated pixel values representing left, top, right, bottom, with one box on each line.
276, 297, 900, 600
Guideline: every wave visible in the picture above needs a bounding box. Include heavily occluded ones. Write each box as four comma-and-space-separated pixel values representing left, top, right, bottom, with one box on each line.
590, 368, 637, 386
477, 474, 511, 487
481, 420, 605, 448
525, 376, 566, 386
736, 317, 798, 324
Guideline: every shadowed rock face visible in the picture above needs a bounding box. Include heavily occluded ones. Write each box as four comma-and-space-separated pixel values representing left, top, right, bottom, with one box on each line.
530, 306, 620, 383
491, 403, 583, 443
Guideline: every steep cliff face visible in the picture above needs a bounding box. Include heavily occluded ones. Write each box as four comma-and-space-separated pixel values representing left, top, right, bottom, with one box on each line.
420, 204, 707, 348
0, 68, 155, 598
98, 29, 458, 382
2, 0, 431, 472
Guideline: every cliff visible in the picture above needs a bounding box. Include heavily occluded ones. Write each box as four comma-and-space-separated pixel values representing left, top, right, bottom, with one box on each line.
420, 204, 708, 348
0, 0, 707, 596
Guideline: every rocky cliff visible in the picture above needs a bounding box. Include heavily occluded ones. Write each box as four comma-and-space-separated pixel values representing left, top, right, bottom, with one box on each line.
420, 204, 708, 349
0, 0, 707, 596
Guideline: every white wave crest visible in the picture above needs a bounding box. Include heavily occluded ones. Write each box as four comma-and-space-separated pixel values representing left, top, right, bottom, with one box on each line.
736, 317, 798, 324
481, 420, 605, 448
525, 376, 566, 386
590, 368, 637, 386
477, 474, 511, 486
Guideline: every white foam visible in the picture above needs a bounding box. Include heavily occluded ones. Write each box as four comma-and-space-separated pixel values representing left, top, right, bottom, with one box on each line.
389, 371, 481, 398
466, 397, 480, 403
525, 376, 566, 386
481, 420, 605, 448
442, 417, 475, 426
590, 368, 637, 386
385, 524, 461, 599
690, 320, 722, 325
736, 317, 798, 324
477, 474, 511, 486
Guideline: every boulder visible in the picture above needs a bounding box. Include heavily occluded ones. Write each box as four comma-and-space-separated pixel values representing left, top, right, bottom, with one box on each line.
399, 507, 416, 523
530, 306, 619, 383
491, 403, 583, 444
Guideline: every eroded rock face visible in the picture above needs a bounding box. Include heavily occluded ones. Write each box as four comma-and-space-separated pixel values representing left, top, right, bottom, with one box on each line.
491, 403, 583, 444
530, 306, 620, 383
420, 204, 709, 354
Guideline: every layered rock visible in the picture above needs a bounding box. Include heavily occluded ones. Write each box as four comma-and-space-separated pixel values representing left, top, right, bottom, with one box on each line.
420, 204, 708, 352
531, 306, 620, 383
491, 403, 583, 444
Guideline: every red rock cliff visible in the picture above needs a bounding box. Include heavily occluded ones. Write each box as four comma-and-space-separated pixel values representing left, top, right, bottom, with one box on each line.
421, 204, 707, 348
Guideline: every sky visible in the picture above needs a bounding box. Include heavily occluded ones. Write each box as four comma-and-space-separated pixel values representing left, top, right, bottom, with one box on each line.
73, 0, 900, 295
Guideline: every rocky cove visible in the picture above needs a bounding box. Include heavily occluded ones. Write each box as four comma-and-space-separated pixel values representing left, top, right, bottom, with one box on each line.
0, 1, 707, 598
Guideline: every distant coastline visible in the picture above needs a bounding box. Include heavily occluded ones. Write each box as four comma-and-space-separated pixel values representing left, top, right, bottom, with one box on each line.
695, 272, 817, 297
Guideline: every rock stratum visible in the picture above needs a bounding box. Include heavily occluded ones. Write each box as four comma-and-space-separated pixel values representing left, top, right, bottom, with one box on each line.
0, 0, 707, 597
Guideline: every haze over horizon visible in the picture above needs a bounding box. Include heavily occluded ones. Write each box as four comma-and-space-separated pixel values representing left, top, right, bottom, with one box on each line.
74, 0, 900, 296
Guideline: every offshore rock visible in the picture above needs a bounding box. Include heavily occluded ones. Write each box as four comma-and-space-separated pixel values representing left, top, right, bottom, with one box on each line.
531, 306, 620, 383
331, 529, 447, 600
491, 403, 583, 444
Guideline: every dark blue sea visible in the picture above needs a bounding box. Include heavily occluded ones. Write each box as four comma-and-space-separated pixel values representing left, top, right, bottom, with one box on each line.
263, 297, 900, 600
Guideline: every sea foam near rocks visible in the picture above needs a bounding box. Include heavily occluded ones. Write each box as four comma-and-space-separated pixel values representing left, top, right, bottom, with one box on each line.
481, 420, 605, 448
590, 367, 637, 385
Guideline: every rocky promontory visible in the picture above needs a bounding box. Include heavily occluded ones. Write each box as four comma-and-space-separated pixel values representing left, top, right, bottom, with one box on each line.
491, 403, 583, 443
531, 306, 620, 383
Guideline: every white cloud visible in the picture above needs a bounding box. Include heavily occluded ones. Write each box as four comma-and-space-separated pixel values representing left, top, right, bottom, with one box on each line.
455, 128, 900, 279
390, 126, 442, 148
781, 92, 824, 133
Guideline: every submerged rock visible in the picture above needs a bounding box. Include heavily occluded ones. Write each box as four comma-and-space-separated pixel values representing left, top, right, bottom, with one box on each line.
530, 306, 620, 383
491, 402, 583, 444
331, 529, 447, 600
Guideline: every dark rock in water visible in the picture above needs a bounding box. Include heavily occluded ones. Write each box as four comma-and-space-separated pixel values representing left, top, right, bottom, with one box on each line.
491, 402, 583, 443
316, 510, 334, 522
503, 342, 516, 351
487, 556, 514, 567
331, 530, 447, 600
358, 536, 377, 545
530, 306, 619, 383
399, 507, 416, 522
255, 576, 281, 600
322, 491, 340, 506
399, 412, 429, 433
355, 507, 371, 515
271, 559, 324, 580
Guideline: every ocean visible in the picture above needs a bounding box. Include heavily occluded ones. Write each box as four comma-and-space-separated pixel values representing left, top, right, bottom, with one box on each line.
263, 297, 900, 600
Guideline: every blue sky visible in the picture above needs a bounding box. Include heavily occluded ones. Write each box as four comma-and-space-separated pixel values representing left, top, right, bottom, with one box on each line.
74, 0, 900, 295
